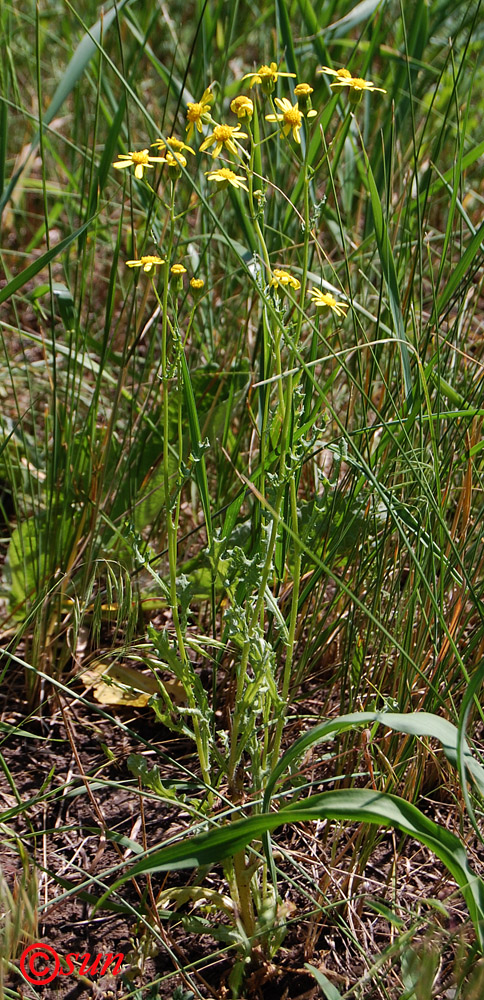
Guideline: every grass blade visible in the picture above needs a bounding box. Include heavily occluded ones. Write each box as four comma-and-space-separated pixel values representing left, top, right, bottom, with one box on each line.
94, 788, 484, 948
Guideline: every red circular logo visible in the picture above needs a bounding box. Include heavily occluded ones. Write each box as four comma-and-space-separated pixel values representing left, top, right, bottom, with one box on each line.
20, 944, 60, 984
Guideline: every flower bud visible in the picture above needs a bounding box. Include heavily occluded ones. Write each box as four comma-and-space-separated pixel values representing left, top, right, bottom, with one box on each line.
165, 151, 187, 180
190, 277, 205, 298
294, 83, 314, 112
170, 263, 187, 290
230, 95, 254, 120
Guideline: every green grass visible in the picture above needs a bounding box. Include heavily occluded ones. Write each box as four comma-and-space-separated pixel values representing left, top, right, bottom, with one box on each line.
1, 0, 484, 996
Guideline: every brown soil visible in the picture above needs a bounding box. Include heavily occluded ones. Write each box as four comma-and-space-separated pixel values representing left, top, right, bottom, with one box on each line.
1, 675, 483, 1000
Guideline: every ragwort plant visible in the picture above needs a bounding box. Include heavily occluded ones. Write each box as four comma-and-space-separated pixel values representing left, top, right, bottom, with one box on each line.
107, 60, 366, 955
94, 54, 484, 990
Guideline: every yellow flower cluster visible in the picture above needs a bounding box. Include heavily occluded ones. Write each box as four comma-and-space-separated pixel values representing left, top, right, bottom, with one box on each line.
112, 59, 384, 180
113, 55, 384, 312
269, 270, 349, 320
271, 269, 301, 291
124, 253, 205, 296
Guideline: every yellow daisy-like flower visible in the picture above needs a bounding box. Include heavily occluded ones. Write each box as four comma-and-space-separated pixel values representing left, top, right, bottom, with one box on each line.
230, 95, 254, 120
126, 255, 165, 273
265, 98, 317, 144
310, 288, 348, 317
190, 277, 205, 291
199, 123, 248, 159
171, 264, 187, 276
319, 66, 353, 81
205, 167, 249, 192
271, 269, 301, 291
185, 87, 214, 140
319, 66, 386, 101
151, 136, 195, 155
242, 62, 296, 94
113, 149, 164, 180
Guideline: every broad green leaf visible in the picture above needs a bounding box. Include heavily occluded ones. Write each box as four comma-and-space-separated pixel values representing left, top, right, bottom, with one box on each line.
263, 711, 484, 810
93, 788, 484, 947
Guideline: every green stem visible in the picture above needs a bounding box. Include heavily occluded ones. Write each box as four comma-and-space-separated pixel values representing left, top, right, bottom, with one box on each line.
159, 184, 211, 792
271, 129, 311, 764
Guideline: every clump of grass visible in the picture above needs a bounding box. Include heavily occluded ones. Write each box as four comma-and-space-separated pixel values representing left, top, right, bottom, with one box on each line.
0, 844, 37, 998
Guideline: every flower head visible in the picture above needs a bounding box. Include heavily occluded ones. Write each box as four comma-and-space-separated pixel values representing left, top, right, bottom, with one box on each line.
199, 123, 248, 158
242, 61, 296, 94
126, 255, 165, 273
294, 83, 314, 97
319, 66, 386, 103
171, 264, 187, 277
294, 82, 314, 112
319, 66, 353, 81
271, 269, 301, 291
230, 95, 254, 120
310, 288, 348, 317
205, 167, 248, 191
151, 136, 195, 155
185, 87, 214, 140
113, 149, 164, 180
164, 151, 188, 180
190, 277, 205, 293
265, 98, 317, 144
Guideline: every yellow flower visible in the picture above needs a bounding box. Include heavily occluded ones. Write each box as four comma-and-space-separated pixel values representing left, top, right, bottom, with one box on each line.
205, 167, 249, 192
113, 149, 164, 180
265, 98, 317, 144
310, 288, 348, 317
185, 87, 214, 140
294, 82, 314, 112
164, 151, 188, 180
294, 83, 314, 97
230, 95, 254, 120
151, 136, 195, 155
319, 66, 386, 102
242, 62, 296, 94
171, 264, 187, 276
190, 277, 205, 291
126, 255, 165, 273
199, 123, 248, 158
319, 66, 353, 81
271, 269, 301, 291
